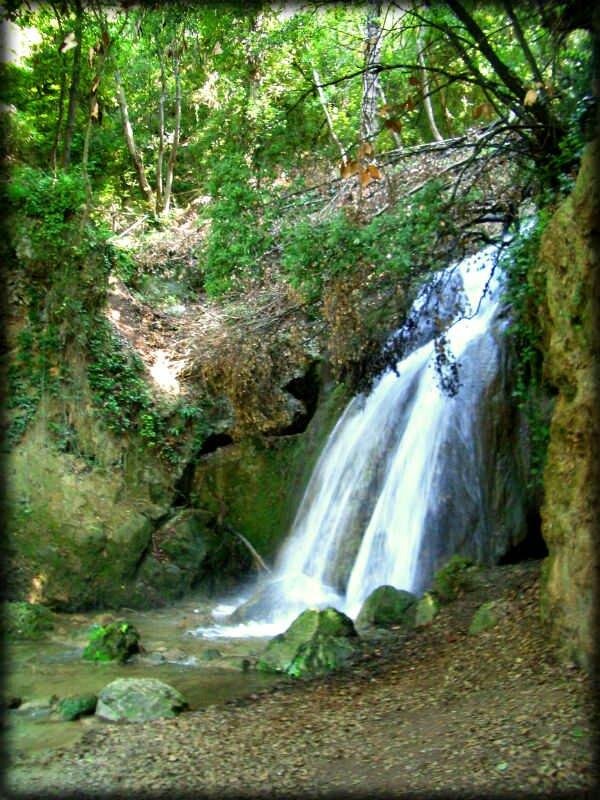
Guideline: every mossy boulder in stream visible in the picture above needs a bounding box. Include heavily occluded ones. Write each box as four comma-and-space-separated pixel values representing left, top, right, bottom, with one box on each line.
82, 621, 140, 663
5, 601, 55, 639
257, 607, 359, 678
355, 586, 418, 630
57, 694, 98, 721
96, 678, 188, 722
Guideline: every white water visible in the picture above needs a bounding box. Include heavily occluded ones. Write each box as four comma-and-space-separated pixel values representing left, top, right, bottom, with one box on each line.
197, 243, 507, 639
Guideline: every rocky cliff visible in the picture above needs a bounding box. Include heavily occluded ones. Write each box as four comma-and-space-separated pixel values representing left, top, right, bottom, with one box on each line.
537, 135, 600, 670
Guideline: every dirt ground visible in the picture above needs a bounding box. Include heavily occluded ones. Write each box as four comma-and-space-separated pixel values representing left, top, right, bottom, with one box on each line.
6, 560, 596, 798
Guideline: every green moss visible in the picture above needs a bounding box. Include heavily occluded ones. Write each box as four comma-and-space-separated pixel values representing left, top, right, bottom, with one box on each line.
82, 621, 140, 663
355, 586, 418, 630
468, 601, 500, 635
5, 601, 55, 639
415, 592, 440, 627
432, 555, 479, 603
57, 694, 98, 721
257, 607, 358, 677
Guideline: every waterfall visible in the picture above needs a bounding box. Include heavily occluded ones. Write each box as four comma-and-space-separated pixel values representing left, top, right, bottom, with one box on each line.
198, 240, 524, 639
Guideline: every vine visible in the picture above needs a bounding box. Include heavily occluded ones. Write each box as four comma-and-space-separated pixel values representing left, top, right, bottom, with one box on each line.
502, 213, 552, 488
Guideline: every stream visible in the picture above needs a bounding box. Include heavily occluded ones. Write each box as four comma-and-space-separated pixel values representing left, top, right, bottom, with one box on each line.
6, 592, 283, 766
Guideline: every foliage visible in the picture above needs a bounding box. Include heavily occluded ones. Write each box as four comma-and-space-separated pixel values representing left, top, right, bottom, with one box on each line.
280, 179, 451, 302
4, 601, 55, 639
502, 213, 552, 488
200, 154, 274, 296
86, 315, 214, 462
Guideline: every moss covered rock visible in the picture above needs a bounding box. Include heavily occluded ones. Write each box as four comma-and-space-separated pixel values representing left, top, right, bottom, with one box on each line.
95, 678, 188, 722
537, 135, 600, 671
355, 586, 418, 630
257, 607, 358, 677
432, 555, 478, 602
57, 694, 98, 721
5, 601, 55, 639
468, 599, 510, 635
415, 592, 440, 627
82, 621, 140, 663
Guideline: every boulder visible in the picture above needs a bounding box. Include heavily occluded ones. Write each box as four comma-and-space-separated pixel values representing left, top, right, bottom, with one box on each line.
468, 600, 508, 635
257, 607, 358, 678
95, 678, 188, 722
415, 592, 440, 627
432, 555, 478, 602
5, 601, 55, 639
355, 586, 418, 630
82, 620, 140, 663
57, 694, 98, 721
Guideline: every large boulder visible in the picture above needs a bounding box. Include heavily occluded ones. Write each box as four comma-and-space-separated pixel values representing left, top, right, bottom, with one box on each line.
5, 601, 55, 639
355, 586, 418, 630
257, 607, 359, 678
82, 621, 140, 663
95, 678, 188, 722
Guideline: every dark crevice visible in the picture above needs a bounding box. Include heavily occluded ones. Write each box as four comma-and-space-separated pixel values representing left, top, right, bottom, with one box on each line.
498, 508, 548, 564
172, 433, 234, 507
274, 362, 321, 436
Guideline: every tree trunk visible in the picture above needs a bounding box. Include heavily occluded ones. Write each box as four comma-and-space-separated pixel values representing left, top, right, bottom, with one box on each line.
162, 53, 181, 215
114, 68, 156, 208
61, 0, 83, 167
377, 83, 402, 147
361, 2, 383, 144
156, 59, 166, 212
417, 26, 444, 142
313, 68, 348, 163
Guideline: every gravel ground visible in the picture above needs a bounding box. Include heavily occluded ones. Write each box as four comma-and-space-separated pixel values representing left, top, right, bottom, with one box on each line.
6, 561, 596, 798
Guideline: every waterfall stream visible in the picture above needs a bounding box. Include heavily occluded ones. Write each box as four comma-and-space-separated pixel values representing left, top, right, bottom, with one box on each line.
198, 240, 524, 639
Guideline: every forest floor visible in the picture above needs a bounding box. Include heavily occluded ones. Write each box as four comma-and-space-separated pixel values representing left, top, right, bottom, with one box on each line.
6, 559, 596, 798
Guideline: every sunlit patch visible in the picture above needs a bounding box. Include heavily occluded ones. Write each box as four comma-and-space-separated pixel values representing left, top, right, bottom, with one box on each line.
27, 573, 47, 604
148, 349, 181, 395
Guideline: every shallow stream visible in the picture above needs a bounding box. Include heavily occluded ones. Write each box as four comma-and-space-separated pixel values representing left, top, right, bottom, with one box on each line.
6, 593, 282, 765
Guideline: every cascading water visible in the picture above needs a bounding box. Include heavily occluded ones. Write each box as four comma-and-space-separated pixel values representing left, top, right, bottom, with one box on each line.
198, 239, 526, 639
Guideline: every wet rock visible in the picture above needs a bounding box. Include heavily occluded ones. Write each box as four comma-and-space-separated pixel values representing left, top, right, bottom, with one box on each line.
16, 696, 58, 719
355, 586, 418, 631
96, 678, 188, 722
57, 694, 98, 721
201, 648, 222, 661
3, 696, 22, 710
82, 620, 140, 663
257, 607, 359, 678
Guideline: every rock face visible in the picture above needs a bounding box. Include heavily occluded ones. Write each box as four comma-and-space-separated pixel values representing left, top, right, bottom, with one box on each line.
257, 607, 359, 678
95, 678, 188, 722
82, 621, 140, 663
355, 586, 417, 630
537, 136, 600, 670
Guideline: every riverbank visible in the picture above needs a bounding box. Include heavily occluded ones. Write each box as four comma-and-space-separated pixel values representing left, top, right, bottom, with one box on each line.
6, 560, 595, 797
